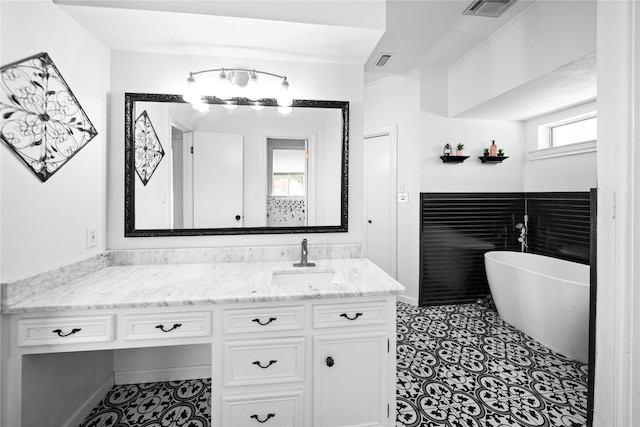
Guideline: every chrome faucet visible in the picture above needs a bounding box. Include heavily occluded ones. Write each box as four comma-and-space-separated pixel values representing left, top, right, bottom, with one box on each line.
293, 238, 316, 267
516, 215, 528, 252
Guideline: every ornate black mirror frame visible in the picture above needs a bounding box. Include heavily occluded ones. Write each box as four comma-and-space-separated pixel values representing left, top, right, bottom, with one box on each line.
124, 93, 349, 237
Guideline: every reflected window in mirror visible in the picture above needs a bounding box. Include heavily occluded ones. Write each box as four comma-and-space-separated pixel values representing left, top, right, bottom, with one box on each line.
268, 139, 307, 197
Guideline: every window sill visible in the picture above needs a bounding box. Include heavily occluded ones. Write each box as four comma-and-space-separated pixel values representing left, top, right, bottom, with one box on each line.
529, 140, 597, 161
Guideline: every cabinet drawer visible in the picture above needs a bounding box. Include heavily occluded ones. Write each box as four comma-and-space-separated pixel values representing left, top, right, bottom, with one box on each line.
18, 315, 115, 347
313, 301, 388, 329
223, 306, 304, 334
122, 311, 212, 341
222, 389, 303, 427
224, 337, 305, 387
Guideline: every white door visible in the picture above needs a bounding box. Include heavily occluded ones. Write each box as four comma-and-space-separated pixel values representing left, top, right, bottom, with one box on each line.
192, 132, 243, 228
313, 332, 388, 427
364, 132, 396, 277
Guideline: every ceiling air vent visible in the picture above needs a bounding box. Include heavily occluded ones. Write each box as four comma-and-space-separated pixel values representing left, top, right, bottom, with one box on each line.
374, 53, 393, 67
463, 0, 516, 17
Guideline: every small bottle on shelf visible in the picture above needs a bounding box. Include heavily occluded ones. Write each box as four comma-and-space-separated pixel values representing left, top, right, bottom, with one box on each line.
489, 140, 497, 157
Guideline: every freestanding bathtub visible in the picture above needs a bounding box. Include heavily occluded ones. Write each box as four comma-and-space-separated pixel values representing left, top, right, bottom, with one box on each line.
484, 251, 590, 364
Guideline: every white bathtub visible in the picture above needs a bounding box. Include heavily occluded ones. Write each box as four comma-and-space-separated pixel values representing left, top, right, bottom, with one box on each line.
484, 251, 590, 363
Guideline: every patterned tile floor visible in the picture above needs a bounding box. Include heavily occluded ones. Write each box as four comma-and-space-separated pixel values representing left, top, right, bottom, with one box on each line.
396, 301, 588, 427
79, 378, 211, 427
79, 302, 588, 427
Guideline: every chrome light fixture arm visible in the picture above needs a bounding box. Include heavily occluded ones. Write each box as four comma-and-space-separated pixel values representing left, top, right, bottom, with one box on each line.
184, 67, 291, 110
189, 68, 286, 80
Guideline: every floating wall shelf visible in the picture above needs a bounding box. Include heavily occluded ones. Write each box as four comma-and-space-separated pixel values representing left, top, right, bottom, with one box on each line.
440, 155, 470, 163
479, 156, 508, 163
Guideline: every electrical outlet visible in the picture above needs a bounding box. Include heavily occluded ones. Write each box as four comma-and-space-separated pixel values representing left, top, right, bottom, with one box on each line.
86, 226, 98, 249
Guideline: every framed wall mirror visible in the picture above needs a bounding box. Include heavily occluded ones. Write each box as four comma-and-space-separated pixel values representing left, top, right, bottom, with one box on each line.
124, 93, 349, 236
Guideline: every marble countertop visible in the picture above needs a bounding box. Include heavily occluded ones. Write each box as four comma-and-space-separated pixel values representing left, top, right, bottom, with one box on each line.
3, 258, 405, 314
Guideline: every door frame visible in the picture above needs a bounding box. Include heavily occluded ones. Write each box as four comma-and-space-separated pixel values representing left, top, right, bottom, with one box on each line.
170, 118, 194, 228
364, 125, 398, 279
263, 131, 317, 225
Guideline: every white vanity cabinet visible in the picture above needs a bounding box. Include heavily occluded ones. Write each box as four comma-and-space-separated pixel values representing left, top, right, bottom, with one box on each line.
1, 258, 403, 427
214, 297, 396, 427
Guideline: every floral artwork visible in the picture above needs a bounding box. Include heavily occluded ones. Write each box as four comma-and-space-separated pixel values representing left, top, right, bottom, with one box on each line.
0, 52, 98, 182
134, 110, 164, 185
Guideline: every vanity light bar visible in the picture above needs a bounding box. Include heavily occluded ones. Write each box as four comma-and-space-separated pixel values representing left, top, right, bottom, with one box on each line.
183, 67, 292, 110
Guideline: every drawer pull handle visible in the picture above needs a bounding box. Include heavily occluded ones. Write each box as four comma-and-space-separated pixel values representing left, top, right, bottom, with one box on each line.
340, 312, 363, 321
155, 323, 182, 333
252, 317, 277, 326
326, 356, 335, 367
252, 359, 277, 369
52, 328, 81, 337
250, 413, 275, 423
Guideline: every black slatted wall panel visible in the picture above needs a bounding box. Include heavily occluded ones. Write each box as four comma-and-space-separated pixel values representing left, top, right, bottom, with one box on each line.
419, 191, 594, 306
526, 192, 591, 265
419, 193, 525, 306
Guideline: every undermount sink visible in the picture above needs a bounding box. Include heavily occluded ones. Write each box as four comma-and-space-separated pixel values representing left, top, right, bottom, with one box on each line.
271, 270, 343, 287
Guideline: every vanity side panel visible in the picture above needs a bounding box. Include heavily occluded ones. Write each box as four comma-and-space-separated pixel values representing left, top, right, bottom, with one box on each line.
22, 350, 114, 427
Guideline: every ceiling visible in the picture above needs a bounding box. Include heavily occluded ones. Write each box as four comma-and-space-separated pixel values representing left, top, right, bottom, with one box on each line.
55, 0, 535, 75
363, 0, 537, 83
54, 0, 386, 65
54, 0, 596, 121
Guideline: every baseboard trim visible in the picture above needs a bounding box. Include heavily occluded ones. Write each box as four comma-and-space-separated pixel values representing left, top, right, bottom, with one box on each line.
114, 365, 212, 385
398, 295, 418, 306
62, 372, 114, 427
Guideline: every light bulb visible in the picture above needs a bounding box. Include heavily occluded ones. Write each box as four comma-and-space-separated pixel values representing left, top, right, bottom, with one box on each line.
246, 70, 260, 101
217, 69, 232, 100
183, 74, 202, 105
277, 77, 292, 107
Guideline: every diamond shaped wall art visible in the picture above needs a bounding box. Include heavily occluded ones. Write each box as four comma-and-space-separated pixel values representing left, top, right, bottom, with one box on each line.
134, 110, 164, 186
0, 52, 98, 182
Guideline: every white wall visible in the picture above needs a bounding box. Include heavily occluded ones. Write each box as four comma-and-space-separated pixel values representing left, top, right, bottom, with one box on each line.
523, 101, 597, 192
420, 69, 525, 194
364, 70, 421, 302
364, 69, 524, 304
448, 0, 597, 117
0, 1, 110, 282
0, 2, 111, 424
109, 50, 364, 249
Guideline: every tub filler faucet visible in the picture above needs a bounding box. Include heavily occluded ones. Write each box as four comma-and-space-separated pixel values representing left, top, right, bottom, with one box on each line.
516, 215, 528, 252
293, 238, 316, 267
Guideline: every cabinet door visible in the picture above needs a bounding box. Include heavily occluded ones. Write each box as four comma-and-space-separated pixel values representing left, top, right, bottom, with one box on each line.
313, 331, 389, 427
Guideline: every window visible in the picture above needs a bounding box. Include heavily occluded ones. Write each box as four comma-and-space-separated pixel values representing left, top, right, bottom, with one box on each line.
532, 111, 597, 160
270, 146, 306, 196
273, 173, 305, 196
549, 115, 597, 147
